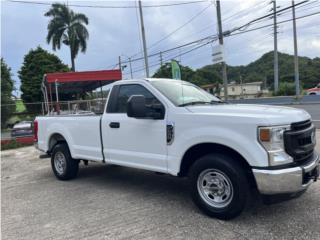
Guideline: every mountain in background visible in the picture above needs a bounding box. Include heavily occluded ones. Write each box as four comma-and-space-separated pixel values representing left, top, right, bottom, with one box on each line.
152, 51, 320, 89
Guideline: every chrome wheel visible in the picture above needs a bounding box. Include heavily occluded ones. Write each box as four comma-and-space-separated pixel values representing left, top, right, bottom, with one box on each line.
54, 151, 66, 175
197, 169, 233, 208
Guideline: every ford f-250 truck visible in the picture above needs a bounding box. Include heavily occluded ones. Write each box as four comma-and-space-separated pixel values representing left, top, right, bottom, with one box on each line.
35, 78, 319, 219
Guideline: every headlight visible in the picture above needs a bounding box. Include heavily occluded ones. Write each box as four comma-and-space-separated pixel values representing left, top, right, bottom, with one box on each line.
258, 125, 293, 166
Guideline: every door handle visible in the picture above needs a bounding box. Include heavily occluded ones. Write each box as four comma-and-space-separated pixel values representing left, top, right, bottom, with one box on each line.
109, 122, 120, 128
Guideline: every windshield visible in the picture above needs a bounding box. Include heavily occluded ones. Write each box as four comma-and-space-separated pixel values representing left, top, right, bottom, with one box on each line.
151, 80, 221, 106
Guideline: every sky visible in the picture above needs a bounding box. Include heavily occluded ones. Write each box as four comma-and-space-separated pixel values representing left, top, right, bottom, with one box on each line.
1, 0, 320, 95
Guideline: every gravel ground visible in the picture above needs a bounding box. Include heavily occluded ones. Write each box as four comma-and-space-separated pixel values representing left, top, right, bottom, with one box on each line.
1, 131, 320, 240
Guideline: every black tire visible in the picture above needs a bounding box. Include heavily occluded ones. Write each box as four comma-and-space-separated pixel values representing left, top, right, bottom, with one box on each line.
51, 143, 79, 180
189, 153, 249, 220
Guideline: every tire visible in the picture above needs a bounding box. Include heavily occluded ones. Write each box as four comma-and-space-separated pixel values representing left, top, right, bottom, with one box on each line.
51, 143, 79, 180
189, 153, 249, 220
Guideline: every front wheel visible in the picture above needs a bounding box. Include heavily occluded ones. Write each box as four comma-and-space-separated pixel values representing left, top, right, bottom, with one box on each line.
51, 143, 79, 180
189, 153, 249, 220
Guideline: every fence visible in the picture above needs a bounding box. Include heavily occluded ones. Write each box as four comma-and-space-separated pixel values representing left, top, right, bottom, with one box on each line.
1, 99, 107, 141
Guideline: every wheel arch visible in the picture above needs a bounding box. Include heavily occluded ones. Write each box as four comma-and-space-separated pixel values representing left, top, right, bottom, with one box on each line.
178, 142, 256, 187
48, 133, 68, 154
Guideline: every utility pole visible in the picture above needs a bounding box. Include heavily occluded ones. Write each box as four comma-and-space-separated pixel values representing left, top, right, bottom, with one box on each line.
138, 0, 150, 77
216, 0, 228, 101
128, 57, 133, 79
118, 56, 122, 71
292, 0, 300, 96
272, 0, 279, 93
160, 51, 163, 67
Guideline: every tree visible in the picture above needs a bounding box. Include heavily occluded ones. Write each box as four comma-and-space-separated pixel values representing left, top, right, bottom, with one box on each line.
1, 58, 15, 128
153, 63, 195, 82
45, 3, 89, 71
19, 47, 69, 113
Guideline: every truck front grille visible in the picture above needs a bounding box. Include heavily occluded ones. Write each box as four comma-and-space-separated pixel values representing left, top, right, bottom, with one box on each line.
284, 120, 315, 163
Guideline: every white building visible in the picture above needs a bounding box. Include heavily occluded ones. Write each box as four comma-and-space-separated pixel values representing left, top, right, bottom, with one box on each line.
202, 82, 269, 99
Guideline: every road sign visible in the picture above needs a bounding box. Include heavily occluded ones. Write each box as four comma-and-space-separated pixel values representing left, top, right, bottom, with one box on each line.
212, 44, 224, 64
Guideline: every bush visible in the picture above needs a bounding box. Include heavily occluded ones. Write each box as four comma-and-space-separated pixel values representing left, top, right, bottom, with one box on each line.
274, 82, 296, 96
1, 140, 33, 151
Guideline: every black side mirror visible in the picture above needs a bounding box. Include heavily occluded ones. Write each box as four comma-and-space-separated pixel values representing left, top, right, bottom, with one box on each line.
127, 95, 165, 120
127, 95, 147, 118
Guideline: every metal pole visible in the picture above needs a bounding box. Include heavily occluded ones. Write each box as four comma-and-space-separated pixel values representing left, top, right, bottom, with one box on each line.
55, 79, 60, 114
138, 0, 150, 77
49, 84, 53, 113
118, 56, 122, 71
41, 102, 44, 115
273, 0, 279, 93
216, 0, 228, 101
292, 0, 300, 96
129, 57, 133, 79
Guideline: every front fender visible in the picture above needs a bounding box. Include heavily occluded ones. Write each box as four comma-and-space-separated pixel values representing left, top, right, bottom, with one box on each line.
167, 125, 268, 175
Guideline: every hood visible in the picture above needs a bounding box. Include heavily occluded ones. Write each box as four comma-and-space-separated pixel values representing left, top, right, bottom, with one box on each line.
186, 104, 310, 126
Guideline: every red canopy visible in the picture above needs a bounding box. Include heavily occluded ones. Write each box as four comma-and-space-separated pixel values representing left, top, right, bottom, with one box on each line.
43, 69, 122, 93
45, 70, 122, 83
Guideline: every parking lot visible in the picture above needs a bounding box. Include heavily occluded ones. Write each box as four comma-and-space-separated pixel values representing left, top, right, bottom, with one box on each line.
1, 131, 320, 240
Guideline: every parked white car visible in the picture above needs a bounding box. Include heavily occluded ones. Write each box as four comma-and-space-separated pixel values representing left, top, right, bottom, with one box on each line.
35, 78, 319, 219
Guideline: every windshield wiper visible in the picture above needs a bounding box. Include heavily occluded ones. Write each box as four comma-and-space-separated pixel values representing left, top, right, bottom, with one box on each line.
179, 101, 211, 107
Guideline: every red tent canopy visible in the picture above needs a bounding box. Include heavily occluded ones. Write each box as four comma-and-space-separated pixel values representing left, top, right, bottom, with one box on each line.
43, 69, 122, 93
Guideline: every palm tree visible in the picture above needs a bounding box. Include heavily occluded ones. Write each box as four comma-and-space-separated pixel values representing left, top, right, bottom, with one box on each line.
45, 3, 89, 71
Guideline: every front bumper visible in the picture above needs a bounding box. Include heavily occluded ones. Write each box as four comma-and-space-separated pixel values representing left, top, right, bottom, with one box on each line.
252, 152, 319, 195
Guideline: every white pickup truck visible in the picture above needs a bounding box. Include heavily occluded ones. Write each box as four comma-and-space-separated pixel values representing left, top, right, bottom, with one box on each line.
35, 78, 319, 219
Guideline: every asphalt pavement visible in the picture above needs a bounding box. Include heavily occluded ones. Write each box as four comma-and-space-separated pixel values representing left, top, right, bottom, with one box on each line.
1, 132, 320, 240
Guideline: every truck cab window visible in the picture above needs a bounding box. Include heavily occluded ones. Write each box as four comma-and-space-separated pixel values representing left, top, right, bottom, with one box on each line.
112, 84, 162, 113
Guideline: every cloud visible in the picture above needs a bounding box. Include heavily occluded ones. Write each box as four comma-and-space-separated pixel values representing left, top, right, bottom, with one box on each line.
1, 0, 319, 93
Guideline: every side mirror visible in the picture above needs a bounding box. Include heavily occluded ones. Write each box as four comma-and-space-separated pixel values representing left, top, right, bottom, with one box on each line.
127, 95, 147, 118
127, 95, 165, 120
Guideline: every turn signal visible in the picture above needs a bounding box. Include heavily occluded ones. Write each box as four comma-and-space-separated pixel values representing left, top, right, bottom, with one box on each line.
259, 128, 270, 142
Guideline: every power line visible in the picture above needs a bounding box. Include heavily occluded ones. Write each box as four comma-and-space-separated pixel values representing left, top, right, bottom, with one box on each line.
121, 9, 320, 75
7, 0, 207, 8
125, 0, 313, 65
130, 39, 217, 74
127, 10, 320, 75
121, 34, 216, 64
127, 2, 213, 60
228, 10, 320, 37
143, 3, 213, 51
230, 0, 309, 34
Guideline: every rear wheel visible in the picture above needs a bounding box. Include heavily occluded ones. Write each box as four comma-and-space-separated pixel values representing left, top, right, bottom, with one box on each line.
189, 153, 249, 220
51, 143, 79, 180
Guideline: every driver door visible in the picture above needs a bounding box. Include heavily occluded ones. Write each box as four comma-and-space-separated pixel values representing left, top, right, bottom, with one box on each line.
102, 84, 168, 173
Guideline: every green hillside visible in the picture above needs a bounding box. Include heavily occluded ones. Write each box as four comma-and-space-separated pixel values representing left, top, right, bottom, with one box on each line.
153, 51, 320, 90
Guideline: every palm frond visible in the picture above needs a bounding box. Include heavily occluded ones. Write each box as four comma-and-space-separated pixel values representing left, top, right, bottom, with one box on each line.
72, 13, 89, 25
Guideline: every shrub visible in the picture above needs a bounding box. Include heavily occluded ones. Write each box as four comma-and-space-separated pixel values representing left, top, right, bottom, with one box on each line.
274, 82, 296, 96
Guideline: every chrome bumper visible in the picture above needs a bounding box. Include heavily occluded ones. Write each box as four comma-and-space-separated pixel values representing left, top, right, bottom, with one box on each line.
253, 153, 319, 195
